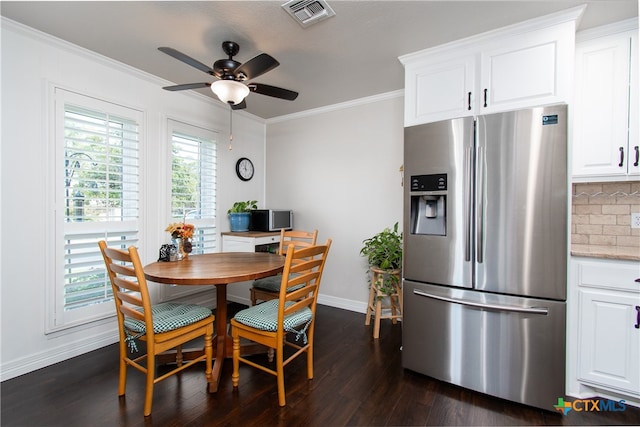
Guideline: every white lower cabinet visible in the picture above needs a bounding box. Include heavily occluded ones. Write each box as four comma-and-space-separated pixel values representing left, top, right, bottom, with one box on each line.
572, 258, 640, 399
221, 232, 280, 304
578, 288, 640, 394
221, 232, 280, 253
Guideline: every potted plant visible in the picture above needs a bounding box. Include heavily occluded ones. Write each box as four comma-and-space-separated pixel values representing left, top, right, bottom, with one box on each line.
360, 222, 403, 296
227, 200, 257, 232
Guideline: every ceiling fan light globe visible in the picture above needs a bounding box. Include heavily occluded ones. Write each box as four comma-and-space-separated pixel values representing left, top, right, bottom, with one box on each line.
211, 80, 249, 105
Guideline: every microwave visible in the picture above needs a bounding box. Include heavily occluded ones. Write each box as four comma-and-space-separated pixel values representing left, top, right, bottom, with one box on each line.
250, 209, 293, 232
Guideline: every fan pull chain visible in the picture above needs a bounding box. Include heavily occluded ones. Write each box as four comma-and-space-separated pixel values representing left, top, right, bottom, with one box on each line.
228, 107, 233, 150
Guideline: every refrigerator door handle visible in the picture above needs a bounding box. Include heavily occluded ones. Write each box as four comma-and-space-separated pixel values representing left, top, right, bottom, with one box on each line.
413, 289, 549, 315
476, 145, 485, 264
464, 145, 474, 262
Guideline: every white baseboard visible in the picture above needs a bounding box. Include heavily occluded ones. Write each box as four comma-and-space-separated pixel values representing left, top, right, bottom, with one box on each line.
566, 383, 640, 409
0, 329, 118, 382
227, 295, 250, 306
229, 292, 366, 314
317, 293, 367, 314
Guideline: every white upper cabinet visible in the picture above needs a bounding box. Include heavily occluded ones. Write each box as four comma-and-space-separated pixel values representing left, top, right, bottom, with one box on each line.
404, 55, 476, 124
573, 20, 639, 180
479, 24, 573, 113
400, 6, 583, 127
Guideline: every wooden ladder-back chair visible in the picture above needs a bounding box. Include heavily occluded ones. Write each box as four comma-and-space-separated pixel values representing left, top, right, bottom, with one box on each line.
231, 239, 332, 406
98, 241, 214, 417
250, 229, 318, 305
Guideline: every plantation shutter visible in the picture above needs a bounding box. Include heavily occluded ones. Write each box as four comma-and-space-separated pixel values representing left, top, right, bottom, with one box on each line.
170, 122, 217, 254
52, 89, 142, 330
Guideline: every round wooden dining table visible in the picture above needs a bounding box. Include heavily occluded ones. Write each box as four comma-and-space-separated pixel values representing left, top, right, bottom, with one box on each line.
144, 252, 284, 393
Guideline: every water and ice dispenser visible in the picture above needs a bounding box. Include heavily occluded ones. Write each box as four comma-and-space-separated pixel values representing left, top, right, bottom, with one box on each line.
410, 174, 446, 236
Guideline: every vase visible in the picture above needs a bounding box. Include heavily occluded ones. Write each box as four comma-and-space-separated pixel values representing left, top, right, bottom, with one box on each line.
171, 238, 183, 261
182, 238, 193, 259
229, 212, 251, 232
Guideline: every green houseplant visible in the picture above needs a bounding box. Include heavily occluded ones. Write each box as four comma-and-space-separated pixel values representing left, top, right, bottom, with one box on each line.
227, 200, 257, 232
360, 222, 402, 296
227, 200, 258, 214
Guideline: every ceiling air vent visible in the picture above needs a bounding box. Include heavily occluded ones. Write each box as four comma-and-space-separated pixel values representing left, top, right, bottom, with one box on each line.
282, 0, 336, 28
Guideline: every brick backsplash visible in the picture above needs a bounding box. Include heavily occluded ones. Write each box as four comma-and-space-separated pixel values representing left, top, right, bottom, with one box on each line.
572, 181, 640, 259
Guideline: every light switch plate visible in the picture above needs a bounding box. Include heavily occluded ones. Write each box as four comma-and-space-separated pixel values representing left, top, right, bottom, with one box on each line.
632, 213, 640, 229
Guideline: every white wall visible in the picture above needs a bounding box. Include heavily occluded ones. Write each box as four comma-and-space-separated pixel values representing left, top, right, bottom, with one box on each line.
0, 19, 266, 380
265, 94, 405, 312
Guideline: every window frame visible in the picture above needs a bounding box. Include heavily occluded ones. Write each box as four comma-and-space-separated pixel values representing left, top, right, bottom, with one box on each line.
47, 88, 145, 333
159, 119, 219, 302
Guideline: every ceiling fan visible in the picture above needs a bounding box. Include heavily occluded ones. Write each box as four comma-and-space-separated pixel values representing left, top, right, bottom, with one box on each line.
158, 41, 298, 110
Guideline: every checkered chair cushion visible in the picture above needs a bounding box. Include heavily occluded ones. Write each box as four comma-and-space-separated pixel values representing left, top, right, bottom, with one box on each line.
124, 302, 212, 335
233, 299, 312, 343
253, 273, 304, 293
252, 275, 281, 291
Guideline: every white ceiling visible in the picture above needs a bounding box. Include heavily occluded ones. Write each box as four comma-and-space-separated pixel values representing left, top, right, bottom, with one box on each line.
2, 1, 638, 119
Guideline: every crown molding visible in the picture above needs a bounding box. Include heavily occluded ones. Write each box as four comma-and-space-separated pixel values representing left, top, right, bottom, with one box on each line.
576, 17, 638, 43
266, 89, 403, 124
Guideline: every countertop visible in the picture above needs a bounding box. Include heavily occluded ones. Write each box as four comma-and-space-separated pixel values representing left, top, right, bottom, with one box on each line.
221, 231, 280, 238
571, 244, 640, 262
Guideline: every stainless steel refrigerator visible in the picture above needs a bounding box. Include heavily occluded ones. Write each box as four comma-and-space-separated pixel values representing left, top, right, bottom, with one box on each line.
402, 105, 568, 411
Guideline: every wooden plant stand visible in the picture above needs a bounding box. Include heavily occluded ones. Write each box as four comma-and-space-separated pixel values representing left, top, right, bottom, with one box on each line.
365, 267, 402, 339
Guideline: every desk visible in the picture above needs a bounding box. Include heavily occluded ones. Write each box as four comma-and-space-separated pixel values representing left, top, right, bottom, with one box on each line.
144, 252, 284, 392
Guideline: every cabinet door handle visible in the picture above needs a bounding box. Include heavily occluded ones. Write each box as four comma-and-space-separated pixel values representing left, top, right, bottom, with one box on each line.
468, 92, 472, 111
634, 146, 639, 167
483, 89, 488, 108
636, 306, 640, 329
619, 147, 625, 167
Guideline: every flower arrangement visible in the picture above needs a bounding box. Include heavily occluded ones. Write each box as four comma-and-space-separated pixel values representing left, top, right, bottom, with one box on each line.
165, 222, 195, 240
165, 222, 195, 259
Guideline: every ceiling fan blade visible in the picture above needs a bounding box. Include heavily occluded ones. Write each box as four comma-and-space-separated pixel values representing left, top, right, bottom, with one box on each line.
235, 53, 279, 80
231, 100, 247, 110
162, 82, 211, 91
158, 47, 215, 75
249, 83, 298, 101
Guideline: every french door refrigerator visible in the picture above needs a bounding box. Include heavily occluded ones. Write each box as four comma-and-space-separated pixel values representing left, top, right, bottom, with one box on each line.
402, 105, 568, 411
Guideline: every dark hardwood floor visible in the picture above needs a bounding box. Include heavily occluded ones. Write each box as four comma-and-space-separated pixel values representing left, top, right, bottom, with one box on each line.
2, 303, 639, 426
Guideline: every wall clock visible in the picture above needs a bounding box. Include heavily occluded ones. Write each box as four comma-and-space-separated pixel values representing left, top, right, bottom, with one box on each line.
235, 157, 254, 181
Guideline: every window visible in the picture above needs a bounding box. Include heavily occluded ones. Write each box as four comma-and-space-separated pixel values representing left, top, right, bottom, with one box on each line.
169, 120, 217, 253
50, 89, 142, 331
160, 120, 218, 302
